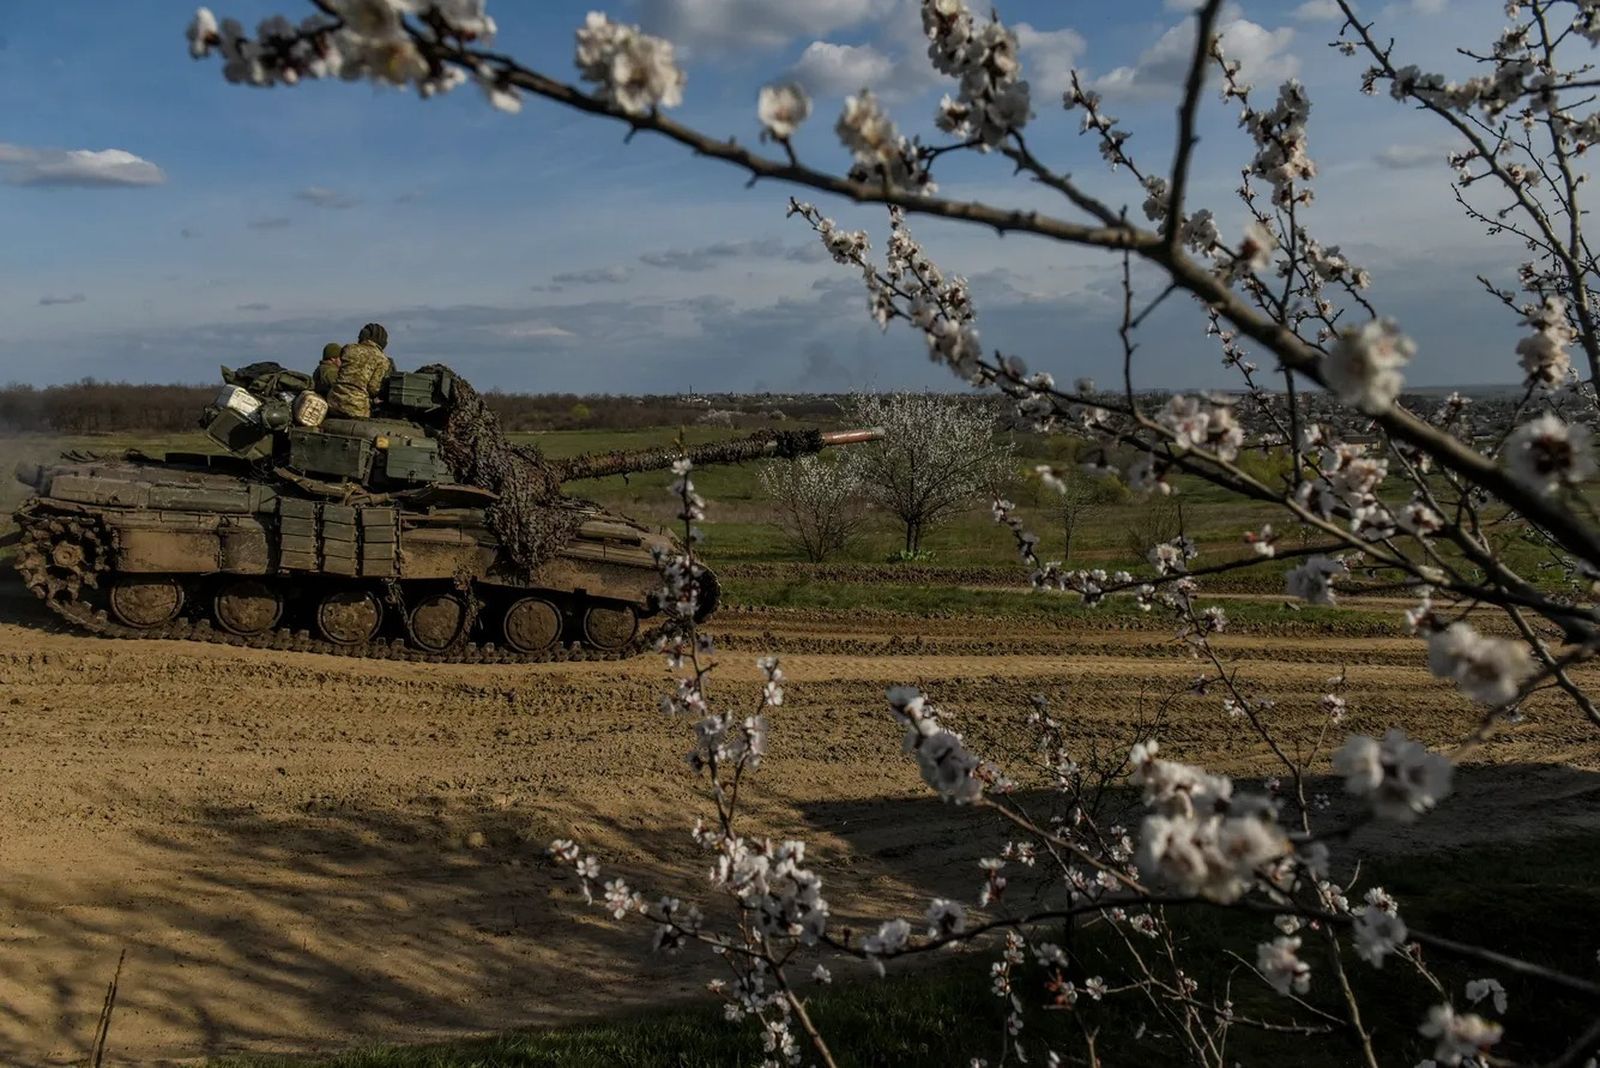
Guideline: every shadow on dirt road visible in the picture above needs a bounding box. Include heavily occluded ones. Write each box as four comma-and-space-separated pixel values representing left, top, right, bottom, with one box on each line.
0, 761, 1596, 1065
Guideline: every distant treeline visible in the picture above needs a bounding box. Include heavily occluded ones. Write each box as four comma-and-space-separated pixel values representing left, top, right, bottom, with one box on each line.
0, 379, 849, 435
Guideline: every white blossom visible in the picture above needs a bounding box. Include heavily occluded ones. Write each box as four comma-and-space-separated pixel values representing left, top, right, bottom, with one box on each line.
1401, 495, 1445, 536
1332, 729, 1453, 821
575, 12, 685, 116
1322, 318, 1415, 413
836, 90, 926, 191
1257, 935, 1311, 995
1244, 80, 1316, 205
1516, 295, 1575, 388
758, 82, 811, 141
478, 70, 522, 113
1426, 621, 1532, 705
922, 0, 1030, 147
603, 877, 642, 919
1503, 413, 1595, 495
889, 687, 984, 803
1465, 977, 1508, 1014
712, 836, 831, 946
925, 898, 967, 937
1180, 208, 1220, 252
1231, 220, 1278, 278
863, 917, 912, 961
1352, 898, 1408, 968
187, 7, 220, 58
1130, 741, 1287, 902
1419, 1003, 1503, 1065
1156, 395, 1242, 461
1142, 175, 1169, 222
1285, 554, 1346, 605
330, 0, 403, 40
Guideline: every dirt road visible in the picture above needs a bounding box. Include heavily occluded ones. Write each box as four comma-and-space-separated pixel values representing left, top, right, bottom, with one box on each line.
1, 586, 1596, 1065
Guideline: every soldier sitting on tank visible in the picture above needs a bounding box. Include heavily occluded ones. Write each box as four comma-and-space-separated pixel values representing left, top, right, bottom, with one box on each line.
313, 342, 342, 395
327, 322, 394, 419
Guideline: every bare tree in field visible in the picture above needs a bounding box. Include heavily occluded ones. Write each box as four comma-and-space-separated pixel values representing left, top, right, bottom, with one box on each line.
847, 393, 1012, 556
758, 454, 864, 563
1040, 454, 1129, 566
190, 1, 1600, 1064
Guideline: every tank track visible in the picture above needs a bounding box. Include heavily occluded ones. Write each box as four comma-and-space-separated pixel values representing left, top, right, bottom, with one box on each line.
13, 514, 667, 665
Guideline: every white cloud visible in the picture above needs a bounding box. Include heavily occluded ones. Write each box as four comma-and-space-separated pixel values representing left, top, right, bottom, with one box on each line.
0, 143, 165, 187
296, 186, 359, 209
493, 320, 578, 340
637, 236, 831, 271
1095, 15, 1298, 100
1375, 142, 1451, 168
789, 41, 896, 96
640, 0, 889, 54
1014, 23, 1087, 98
1292, 0, 1344, 20
1163, 0, 1205, 10
551, 266, 632, 285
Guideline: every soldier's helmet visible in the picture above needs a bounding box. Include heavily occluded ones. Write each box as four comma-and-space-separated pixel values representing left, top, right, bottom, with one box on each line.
321, 342, 342, 361
358, 322, 389, 350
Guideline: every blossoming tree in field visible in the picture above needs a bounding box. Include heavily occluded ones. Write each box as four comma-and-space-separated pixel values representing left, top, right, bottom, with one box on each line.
845, 393, 1014, 556
187, 0, 1600, 1064
757, 452, 865, 563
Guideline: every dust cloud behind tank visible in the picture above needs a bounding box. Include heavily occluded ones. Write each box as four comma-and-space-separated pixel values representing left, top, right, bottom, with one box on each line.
9, 362, 872, 662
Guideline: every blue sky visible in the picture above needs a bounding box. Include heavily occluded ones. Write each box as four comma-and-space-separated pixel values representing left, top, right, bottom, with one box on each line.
0, 0, 1531, 394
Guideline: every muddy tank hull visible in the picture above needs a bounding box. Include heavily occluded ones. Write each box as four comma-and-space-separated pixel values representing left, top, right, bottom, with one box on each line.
12, 455, 714, 662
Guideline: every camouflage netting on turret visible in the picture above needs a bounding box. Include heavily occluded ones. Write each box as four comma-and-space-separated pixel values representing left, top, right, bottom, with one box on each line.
418, 365, 586, 580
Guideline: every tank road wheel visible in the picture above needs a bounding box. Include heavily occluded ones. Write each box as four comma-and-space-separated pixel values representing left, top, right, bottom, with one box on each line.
214, 579, 284, 637
109, 576, 185, 629
502, 596, 563, 655
694, 568, 721, 623
581, 602, 638, 652
408, 594, 465, 652
316, 589, 383, 646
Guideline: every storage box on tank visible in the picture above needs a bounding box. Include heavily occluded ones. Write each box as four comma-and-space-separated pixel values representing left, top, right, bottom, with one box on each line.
381, 439, 449, 484
204, 407, 274, 460
215, 384, 263, 419
383, 371, 453, 414
288, 429, 374, 481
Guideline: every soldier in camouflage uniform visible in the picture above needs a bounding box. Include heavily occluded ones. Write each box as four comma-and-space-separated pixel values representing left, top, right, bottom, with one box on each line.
313, 342, 342, 395
327, 323, 393, 419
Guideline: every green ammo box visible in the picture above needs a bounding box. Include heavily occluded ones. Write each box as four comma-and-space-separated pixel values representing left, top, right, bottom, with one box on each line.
203, 407, 274, 461
381, 439, 449, 484
288, 428, 374, 481
384, 371, 453, 414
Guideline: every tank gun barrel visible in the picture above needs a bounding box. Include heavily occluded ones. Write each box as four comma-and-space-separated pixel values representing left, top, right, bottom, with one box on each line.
555, 427, 882, 484
817, 429, 882, 447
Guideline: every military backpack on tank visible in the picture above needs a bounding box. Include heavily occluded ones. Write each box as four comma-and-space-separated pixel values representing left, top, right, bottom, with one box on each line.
10, 363, 877, 662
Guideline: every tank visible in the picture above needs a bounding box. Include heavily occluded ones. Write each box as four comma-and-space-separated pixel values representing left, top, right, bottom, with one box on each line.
9, 363, 876, 663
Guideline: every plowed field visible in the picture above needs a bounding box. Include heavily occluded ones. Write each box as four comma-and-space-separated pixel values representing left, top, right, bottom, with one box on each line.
1, 583, 1597, 1065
